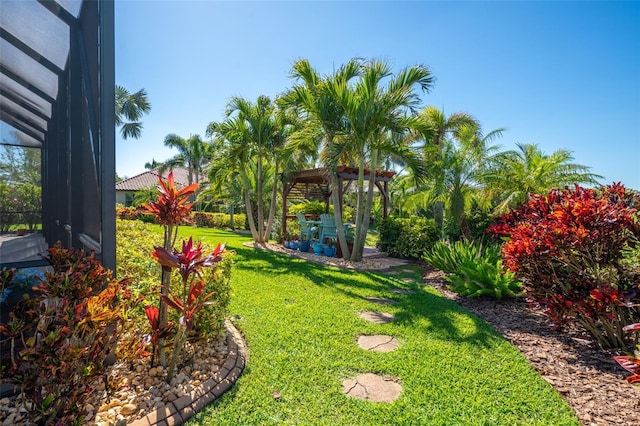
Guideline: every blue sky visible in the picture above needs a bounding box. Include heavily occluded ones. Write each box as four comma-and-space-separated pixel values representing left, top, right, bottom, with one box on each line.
115, 1, 640, 189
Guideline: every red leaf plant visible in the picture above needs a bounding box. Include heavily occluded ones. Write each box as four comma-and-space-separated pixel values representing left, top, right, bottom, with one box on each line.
151, 237, 226, 381
489, 183, 640, 349
614, 323, 640, 384
143, 172, 199, 366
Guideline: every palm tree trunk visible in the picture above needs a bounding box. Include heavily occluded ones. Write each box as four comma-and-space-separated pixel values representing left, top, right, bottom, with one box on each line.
263, 159, 279, 242
331, 173, 350, 259
256, 156, 265, 242
351, 155, 366, 262
358, 148, 379, 260
241, 170, 259, 241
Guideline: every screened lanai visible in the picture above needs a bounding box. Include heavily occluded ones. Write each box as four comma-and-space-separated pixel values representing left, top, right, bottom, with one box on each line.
0, 0, 115, 270
281, 166, 395, 241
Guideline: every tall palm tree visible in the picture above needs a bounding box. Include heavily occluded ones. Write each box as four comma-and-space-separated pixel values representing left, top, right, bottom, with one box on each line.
412, 106, 479, 232
283, 58, 362, 258
207, 96, 293, 242
482, 142, 602, 213
144, 158, 162, 170
161, 134, 211, 186
442, 124, 503, 239
115, 85, 151, 140
330, 59, 433, 261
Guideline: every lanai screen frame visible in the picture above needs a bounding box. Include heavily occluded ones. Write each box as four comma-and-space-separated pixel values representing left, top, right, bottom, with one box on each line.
0, 0, 115, 271
281, 166, 395, 241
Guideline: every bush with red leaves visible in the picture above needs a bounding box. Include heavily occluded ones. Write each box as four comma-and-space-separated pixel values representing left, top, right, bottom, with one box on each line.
489, 183, 640, 349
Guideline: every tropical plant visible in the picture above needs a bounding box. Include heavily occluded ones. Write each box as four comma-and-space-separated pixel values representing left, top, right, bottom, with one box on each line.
614, 323, 640, 384
152, 237, 226, 380
286, 58, 432, 261
377, 216, 440, 259
425, 239, 501, 274
489, 183, 640, 348
482, 142, 602, 213
161, 133, 211, 187
207, 95, 294, 243
411, 106, 480, 231
0, 245, 138, 424
446, 259, 522, 299
143, 172, 199, 365
115, 85, 151, 139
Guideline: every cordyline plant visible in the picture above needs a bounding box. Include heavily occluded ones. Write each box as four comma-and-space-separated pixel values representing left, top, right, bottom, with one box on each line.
144, 172, 198, 365
153, 238, 225, 380
489, 183, 640, 349
614, 322, 640, 384
144, 172, 227, 380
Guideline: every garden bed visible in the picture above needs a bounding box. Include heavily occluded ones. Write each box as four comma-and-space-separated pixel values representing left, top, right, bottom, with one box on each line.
418, 262, 640, 426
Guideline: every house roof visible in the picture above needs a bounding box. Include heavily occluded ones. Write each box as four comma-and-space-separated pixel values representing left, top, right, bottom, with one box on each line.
116, 167, 198, 191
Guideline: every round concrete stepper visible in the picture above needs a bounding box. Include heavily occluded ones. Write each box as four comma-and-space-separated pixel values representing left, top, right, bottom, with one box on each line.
358, 311, 394, 324
401, 277, 415, 283
342, 373, 402, 403
363, 296, 397, 305
357, 335, 400, 352
391, 288, 415, 294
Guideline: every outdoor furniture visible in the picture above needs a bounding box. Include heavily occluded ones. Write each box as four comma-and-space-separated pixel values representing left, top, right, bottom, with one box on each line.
296, 213, 319, 241
319, 213, 338, 244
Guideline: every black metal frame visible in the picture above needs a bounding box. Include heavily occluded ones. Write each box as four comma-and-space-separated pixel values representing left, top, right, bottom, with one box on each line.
0, 0, 115, 271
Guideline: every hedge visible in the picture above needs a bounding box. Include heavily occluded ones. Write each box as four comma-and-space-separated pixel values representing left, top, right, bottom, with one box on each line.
377, 216, 440, 259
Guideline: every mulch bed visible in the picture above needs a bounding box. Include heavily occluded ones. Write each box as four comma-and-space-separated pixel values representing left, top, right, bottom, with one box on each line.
415, 262, 640, 426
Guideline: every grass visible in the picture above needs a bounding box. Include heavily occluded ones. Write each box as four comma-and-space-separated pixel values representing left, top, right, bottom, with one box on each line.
126, 223, 578, 425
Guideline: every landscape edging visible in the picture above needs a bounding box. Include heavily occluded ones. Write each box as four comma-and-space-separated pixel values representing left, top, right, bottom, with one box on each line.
128, 320, 247, 426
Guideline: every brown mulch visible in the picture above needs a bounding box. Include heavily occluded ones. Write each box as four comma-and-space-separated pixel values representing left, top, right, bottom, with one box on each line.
415, 262, 640, 426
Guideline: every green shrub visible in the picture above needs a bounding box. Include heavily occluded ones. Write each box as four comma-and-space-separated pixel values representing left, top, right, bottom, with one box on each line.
425, 240, 501, 274
194, 251, 234, 337
377, 216, 440, 259
0, 245, 138, 424
446, 259, 522, 299
193, 212, 247, 229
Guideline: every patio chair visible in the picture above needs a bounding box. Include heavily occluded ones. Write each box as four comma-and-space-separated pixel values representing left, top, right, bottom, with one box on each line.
296, 213, 319, 241
319, 213, 337, 244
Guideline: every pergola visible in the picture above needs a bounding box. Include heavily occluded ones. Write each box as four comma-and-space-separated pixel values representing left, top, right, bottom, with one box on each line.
281, 166, 395, 240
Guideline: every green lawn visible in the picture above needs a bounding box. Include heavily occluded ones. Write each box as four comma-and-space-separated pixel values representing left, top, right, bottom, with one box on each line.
132, 224, 578, 425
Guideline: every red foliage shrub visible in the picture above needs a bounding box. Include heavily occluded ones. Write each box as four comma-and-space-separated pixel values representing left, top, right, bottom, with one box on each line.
489, 183, 640, 348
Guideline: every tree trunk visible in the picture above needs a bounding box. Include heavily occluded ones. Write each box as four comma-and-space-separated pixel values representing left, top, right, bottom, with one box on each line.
256, 156, 265, 242
350, 155, 366, 262
241, 170, 259, 241
331, 173, 350, 259
358, 148, 378, 260
263, 159, 279, 242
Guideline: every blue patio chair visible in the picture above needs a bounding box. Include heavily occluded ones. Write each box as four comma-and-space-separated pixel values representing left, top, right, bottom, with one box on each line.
296, 213, 319, 241
319, 213, 337, 245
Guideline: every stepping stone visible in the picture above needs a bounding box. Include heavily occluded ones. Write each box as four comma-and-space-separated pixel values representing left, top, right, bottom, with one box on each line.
401, 277, 415, 283
357, 335, 400, 352
401, 268, 415, 273
359, 311, 394, 324
363, 296, 397, 305
342, 373, 402, 402
391, 288, 415, 294
384, 270, 400, 275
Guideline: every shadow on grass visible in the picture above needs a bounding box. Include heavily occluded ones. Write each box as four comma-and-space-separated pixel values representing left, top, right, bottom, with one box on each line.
232, 245, 503, 350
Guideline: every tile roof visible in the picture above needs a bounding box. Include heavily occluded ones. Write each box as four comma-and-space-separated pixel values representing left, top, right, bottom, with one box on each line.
115, 167, 202, 191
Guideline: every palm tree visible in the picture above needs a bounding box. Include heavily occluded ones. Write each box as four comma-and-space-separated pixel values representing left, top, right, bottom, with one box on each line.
482, 142, 602, 212
330, 59, 433, 261
115, 85, 151, 139
144, 159, 162, 170
161, 134, 211, 186
442, 124, 503, 239
206, 96, 293, 243
283, 58, 363, 258
412, 106, 479, 232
